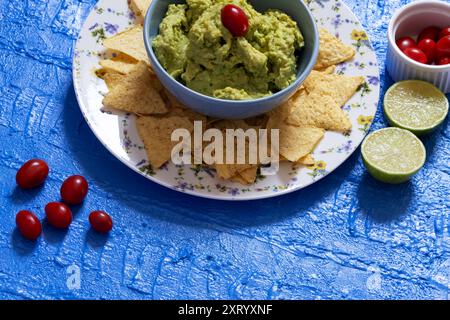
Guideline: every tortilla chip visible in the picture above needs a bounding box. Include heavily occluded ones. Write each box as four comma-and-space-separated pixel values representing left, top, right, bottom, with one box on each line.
228, 166, 258, 185
163, 90, 185, 109
212, 119, 259, 179
239, 166, 258, 184
103, 62, 167, 115
103, 26, 149, 63
303, 71, 365, 106
297, 154, 315, 166
137, 115, 194, 168
95, 68, 107, 78
286, 91, 351, 132
274, 123, 325, 162
215, 163, 255, 180
229, 174, 248, 185
130, 0, 152, 22
244, 115, 269, 127
314, 28, 355, 69
167, 105, 207, 123
212, 119, 254, 131
267, 88, 306, 128
99, 54, 138, 74
316, 65, 336, 74
102, 72, 126, 90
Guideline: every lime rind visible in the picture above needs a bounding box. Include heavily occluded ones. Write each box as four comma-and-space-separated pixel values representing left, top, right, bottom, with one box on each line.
361, 128, 426, 184
383, 80, 449, 136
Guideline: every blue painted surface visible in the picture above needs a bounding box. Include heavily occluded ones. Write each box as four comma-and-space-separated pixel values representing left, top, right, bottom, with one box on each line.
0, 0, 449, 300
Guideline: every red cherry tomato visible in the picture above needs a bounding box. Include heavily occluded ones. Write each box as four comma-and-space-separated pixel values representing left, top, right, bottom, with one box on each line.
396, 36, 416, 52
403, 47, 428, 64
436, 35, 450, 60
45, 202, 72, 229
437, 57, 450, 65
16, 159, 49, 189
16, 210, 41, 240
417, 39, 437, 64
89, 211, 113, 233
60, 175, 88, 205
418, 26, 440, 42
439, 27, 450, 40
221, 4, 249, 37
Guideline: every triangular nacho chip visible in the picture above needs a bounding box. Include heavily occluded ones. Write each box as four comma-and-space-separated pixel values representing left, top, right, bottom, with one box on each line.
99, 53, 138, 74
275, 124, 325, 162
297, 154, 315, 166
230, 166, 258, 185
229, 174, 249, 185
130, 0, 152, 22
103, 62, 167, 115
314, 28, 355, 69
286, 91, 351, 132
315, 65, 336, 74
303, 71, 365, 106
267, 88, 306, 128
239, 166, 258, 184
213, 120, 259, 179
267, 104, 324, 162
137, 115, 194, 168
102, 71, 125, 90
103, 26, 149, 63
215, 163, 256, 180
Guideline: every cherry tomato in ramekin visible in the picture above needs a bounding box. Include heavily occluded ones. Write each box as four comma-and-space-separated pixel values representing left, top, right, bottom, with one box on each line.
436, 35, 450, 60
418, 26, 440, 42
437, 57, 450, 65
396, 36, 416, 52
403, 47, 428, 64
417, 38, 437, 64
439, 27, 450, 40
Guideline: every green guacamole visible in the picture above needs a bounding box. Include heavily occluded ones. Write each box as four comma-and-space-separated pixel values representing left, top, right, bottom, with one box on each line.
152, 0, 304, 100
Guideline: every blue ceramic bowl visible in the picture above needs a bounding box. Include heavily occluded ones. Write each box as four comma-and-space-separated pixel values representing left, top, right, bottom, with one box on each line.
144, 0, 319, 119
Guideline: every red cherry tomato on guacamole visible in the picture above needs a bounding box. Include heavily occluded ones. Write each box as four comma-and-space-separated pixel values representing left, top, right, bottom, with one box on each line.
436, 35, 450, 60
16, 210, 41, 240
403, 47, 428, 64
60, 175, 88, 205
417, 39, 437, 64
439, 27, 450, 40
45, 202, 72, 229
16, 159, 49, 189
418, 26, 440, 42
396, 36, 416, 52
437, 57, 450, 65
221, 4, 249, 37
89, 211, 113, 233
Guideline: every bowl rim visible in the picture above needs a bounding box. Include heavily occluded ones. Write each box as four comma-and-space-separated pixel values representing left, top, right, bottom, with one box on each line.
143, 0, 319, 105
388, 0, 450, 72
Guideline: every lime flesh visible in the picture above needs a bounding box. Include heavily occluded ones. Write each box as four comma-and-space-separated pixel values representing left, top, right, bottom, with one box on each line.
362, 128, 426, 184
384, 80, 448, 135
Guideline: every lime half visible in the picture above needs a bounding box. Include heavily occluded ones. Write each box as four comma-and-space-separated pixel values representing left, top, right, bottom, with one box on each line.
362, 128, 426, 184
384, 80, 449, 135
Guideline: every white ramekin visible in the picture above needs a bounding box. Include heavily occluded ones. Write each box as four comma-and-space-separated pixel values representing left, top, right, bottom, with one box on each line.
386, 0, 450, 93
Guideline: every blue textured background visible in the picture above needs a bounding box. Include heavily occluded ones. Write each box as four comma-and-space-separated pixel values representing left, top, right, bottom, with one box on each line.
0, 0, 449, 300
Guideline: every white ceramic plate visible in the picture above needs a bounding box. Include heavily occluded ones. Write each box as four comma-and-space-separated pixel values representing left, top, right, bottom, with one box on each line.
73, 0, 380, 200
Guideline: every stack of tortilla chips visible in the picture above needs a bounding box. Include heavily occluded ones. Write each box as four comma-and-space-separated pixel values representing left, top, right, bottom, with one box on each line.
96, 0, 364, 185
